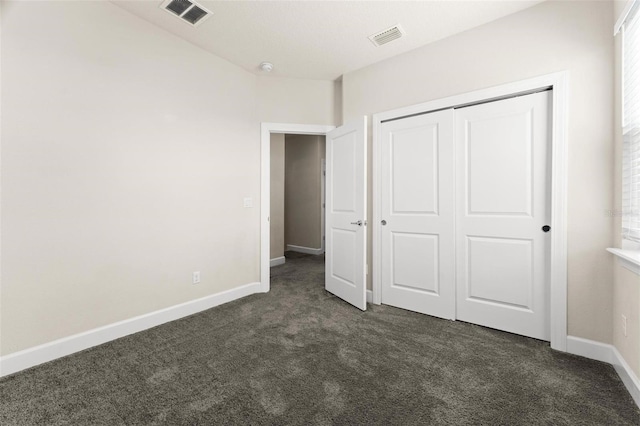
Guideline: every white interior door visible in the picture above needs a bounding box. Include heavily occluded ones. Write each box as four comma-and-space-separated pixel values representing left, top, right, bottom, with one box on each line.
455, 91, 551, 340
325, 117, 367, 310
380, 110, 455, 319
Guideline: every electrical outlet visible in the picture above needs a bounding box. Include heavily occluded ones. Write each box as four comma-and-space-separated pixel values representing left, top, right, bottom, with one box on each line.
622, 314, 627, 337
192, 271, 201, 285
243, 197, 253, 208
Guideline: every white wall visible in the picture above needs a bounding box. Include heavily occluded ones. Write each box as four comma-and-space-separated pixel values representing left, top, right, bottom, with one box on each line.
270, 134, 285, 260
334, 78, 343, 127
1, 1, 259, 355
0, 0, 3, 352
342, 0, 615, 344
284, 135, 325, 249
258, 76, 338, 125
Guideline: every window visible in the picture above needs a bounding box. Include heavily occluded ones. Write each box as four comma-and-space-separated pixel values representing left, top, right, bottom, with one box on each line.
622, 1, 640, 242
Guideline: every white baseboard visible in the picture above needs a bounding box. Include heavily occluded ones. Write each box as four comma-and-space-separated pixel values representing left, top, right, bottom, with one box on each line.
286, 244, 323, 256
366, 290, 373, 304
270, 256, 286, 267
566, 335, 639, 408
0, 281, 261, 378
612, 346, 640, 408
566, 336, 613, 364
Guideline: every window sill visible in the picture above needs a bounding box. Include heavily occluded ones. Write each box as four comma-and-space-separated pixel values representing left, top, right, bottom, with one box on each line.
607, 248, 640, 276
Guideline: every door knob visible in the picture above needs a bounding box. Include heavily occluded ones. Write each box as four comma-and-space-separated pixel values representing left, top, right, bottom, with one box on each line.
350, 220, 363, 226
381, 220, 387, 226
542, 225, 551, 232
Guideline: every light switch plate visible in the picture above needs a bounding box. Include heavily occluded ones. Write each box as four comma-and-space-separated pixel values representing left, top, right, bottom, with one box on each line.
243, 197, 253, 208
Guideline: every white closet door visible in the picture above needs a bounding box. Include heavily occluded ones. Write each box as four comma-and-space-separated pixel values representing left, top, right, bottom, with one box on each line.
380, 110, 455, 319
325, 117, 368, 310
455, 91, 551, 340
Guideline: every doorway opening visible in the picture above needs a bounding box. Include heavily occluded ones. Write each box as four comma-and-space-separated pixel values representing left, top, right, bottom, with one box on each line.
260, 124, 334, 294
269, 133, 326, 273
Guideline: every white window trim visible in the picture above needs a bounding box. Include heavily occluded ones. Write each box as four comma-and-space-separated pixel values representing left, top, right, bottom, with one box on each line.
607, 248, 640, 276
615, 0, 640, 251
615, 0, 637, 35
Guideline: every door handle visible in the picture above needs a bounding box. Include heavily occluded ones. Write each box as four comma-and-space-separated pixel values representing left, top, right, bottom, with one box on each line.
542, 225, 551, 232
350, 220, 363, 226
381, 220, 387, 226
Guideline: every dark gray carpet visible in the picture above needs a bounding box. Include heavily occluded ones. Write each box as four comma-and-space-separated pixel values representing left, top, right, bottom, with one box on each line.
1, 252, 638, 425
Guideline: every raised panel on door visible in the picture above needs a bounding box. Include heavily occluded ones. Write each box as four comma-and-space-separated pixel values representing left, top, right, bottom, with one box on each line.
380, 109, 455, 319
466, 112, 533, 216
456, 91, 551, 340
331, 136, 356, 213
466, 236, 533, 309
391, 232, 439, 294
331, 228, 357, 287
391, 127, 439, 215
325, 117, 367, 310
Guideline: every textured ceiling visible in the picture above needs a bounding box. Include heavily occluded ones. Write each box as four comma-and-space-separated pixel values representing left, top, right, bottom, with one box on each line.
112, 1, 544, 80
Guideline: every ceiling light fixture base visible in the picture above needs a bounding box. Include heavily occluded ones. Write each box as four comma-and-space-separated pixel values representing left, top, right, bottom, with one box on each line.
260, 62, 274, 72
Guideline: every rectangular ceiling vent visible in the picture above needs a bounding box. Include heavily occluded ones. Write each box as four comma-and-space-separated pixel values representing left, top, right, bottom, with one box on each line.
160, 0, 212, 27
368, 25, 405, 47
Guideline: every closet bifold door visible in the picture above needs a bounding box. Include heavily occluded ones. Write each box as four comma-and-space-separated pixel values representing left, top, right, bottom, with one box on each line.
379, 109, 456, 320
454, 91, 551, 341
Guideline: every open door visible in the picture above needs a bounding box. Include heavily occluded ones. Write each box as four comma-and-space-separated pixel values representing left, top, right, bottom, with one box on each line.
325, 117, 367, 310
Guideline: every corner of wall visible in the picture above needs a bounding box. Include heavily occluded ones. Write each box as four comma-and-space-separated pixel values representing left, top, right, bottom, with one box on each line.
334, 77, 343, 126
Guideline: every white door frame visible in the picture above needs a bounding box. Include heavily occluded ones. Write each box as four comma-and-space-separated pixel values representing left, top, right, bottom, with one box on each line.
372, 71, 569, 351
321, 158, 326, 254
261, 123, 335, 294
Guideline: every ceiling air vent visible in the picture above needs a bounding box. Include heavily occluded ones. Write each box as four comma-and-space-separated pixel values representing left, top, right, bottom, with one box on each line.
160, 0, 212, 27
368, 25, 405, 47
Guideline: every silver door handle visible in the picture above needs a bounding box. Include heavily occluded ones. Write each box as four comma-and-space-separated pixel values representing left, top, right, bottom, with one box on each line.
350, 220, 363, 226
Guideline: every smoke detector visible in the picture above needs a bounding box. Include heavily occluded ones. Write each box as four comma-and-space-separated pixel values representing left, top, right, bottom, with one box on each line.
260, 62, 274, 72
368, 24, 405, 47
160, 0, 212, 27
